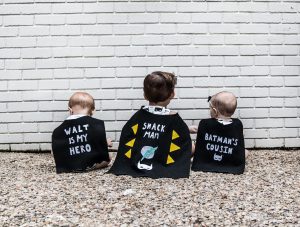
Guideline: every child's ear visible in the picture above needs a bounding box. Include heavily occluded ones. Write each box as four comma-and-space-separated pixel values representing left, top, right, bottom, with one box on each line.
68, 107, 73, 115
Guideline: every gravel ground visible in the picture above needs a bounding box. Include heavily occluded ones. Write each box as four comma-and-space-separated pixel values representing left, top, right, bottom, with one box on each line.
0, 150, 299, 227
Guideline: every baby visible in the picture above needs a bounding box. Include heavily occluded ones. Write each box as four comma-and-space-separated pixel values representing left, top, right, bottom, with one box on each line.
52, 92, 111, 173
191, 91, 247, 174
109, 71, 192, 179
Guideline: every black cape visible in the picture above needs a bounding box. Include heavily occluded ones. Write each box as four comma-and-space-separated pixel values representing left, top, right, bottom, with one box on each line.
52, 116, 110, 173
191, 118, 245, 174
108, 108, 192, 179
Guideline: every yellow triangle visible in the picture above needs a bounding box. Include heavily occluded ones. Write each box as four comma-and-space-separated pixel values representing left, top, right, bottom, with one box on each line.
172, 130, 179, 140
125, 138, 135, 147
131, 124, 138, 135
125, 149, 131, 159
170, 142, 180, 152
166, 155, 174, 164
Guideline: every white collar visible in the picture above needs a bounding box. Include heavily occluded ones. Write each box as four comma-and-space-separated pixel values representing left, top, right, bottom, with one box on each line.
217, 118, 233, 125
66, 114, 87, 120
142, 105, 171, 115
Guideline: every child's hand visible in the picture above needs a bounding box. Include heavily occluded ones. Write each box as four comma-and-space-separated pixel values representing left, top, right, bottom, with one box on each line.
189, 125, 198, 134
107, 138, 113, 147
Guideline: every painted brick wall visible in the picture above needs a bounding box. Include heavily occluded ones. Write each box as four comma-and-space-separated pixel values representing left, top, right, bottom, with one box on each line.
0, 0, 299, 151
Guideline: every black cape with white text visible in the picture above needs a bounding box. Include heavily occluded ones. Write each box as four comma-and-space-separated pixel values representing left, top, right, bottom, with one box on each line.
108, 108, 191, 179
52, 116, 110, 173
192, 118, 245, 174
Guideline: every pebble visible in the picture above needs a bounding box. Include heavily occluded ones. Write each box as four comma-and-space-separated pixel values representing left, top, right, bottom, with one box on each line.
0, 150, 299, 226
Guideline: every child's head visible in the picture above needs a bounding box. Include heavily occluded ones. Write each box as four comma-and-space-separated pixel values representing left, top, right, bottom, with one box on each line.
208, 91, 237, 119
68, 92, 95, 116
143, 71, 177, 107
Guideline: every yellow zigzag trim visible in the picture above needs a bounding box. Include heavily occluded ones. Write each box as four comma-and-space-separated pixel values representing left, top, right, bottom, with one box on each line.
166, 155, 174, 164
172, 130, 179, 140
125, 149, 131, 159
170, 142, 180, 152
131, 124, 138, 135
126, 138, 135, 147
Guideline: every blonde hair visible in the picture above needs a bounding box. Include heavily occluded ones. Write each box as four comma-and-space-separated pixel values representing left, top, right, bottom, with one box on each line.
68, 92, 95, 115
211, 91, 237, 117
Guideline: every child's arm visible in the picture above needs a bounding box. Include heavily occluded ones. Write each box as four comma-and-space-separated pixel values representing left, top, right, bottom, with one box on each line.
189, 125, 198, 134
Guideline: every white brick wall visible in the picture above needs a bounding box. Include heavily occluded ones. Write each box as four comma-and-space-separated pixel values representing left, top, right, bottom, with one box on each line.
0, 0, 299, 150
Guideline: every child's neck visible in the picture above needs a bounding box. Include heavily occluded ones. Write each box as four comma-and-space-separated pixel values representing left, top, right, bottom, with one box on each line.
148, 102, 168, 108
216, 114, 231, 120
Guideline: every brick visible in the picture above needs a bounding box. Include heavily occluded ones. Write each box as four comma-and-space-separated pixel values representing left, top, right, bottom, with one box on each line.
192, 13, 223, 23
100, 36, 130, 46
35, 15, 65, 25
177, 2, 207, 12
38, 101, 66, 111
0, 145, 10, 151
161, 13, 191, 23
255, 139, 284, 148
255, 98, 284, 108
240, 45, 269, 56
94, 111, 115, 121
0, 124, 8, 133
131, 57, 161, 67
0, 27, 18, 37
8, 102, 38, 112
178, 88, 209, 98
178, 109, 208, 120
0, 113, 22, 122
97, 14, 127, 24
224, 77, 254, 87
39, 143, 51, 151
146, 2, 176, 12
269, 3, 298, 13
285, 57, 300, 66
239, 2, 269, 12
23, 112, 53, 122
66, 14, 96, 25
244, 129, 269, 139
210, 46, 239, 56
270, 87, 298, 97
285, 76, 300, 86
210, 67, 240, 76
254, 35, 284, 44
251, 13, 282, 23
3, 15, 34, 26
50, 25, 81, 36
209, 2, 238, 12
85, 68, 115, 78
70, 79, 100, 89
245, 139, 255, 148
270, 128, 298, 138
0, 49, 20, 59
83, 3, 114, 13
23, 69, 52, 79
0, 91, 23, 102
147, 46, 177, 56
270, 24, 299, 34
129, 13, 159, 24
285, 98, 300, 108
270, 108, 298, 117
285, 118, 300, 128
223, 13, 252, 23
224, 57, 254, 66
240, 119, 254, 129
163, 36, 192, 45
36, 58, 67, 69
53, 47, 82, 57
19, 26, 49, 37
209, 24, 239, 34
104, 121, 126, 131
99, 57, 130, 67
225, 35, 254, 45
179, 46, 209, 56
177, 24, 207, 34
145, 24, 176, 34
102, 100, 131, 110
240, 66, 269, 76
255, 56, 284, 66
0, 81, 7, 91
116, 67, 147, 78
115, 3, 145, 13
284, 35, 300, 44
69, 58, 98, 68
39, 79, 69, 90
117, 89, 144, 100
22, 91, 52, 101
24, 133, 51, 143
37, 37, 67, 47
21, 48, 52, 59
52, 3, 82, 14
270, 45, 299, 55
194, 57, 223, 66
113, 25, 144, 35
68, 36, 98, 47
163, 57, 193, 66
5, 37, 36, 48
255, 118, 284, 128
5, 59, 35, 70
240, 88, 269, 97
0, 134, 23, 144
102, 78, 131, 89
194, 35, 224, 45
255, 77, 284, 87
115, 46, 146, 57
285, 138, 300, 147
10, 144, 40, 151
8, 123, 38, 133
239, 24, 269, 34
116, 110, 135, 121
8, 80, 38, 91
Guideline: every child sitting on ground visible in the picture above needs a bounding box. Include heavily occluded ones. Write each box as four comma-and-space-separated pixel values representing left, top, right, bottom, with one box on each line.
109, 71, 192, 179
52, 92, 111, 173
191, 91, 247, 174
